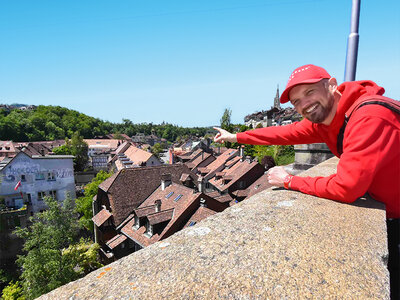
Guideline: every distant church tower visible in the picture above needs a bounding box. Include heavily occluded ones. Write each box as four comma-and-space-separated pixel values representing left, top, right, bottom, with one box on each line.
273, 85, 280, 109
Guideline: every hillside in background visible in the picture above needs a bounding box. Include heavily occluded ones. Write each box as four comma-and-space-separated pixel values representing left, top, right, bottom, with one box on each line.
0, 104, 209, 142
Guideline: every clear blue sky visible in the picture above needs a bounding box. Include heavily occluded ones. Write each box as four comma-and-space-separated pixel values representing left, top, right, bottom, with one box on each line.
1, 1, 399, 127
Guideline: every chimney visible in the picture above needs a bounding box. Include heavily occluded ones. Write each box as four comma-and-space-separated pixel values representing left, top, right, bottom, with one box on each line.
200, 198, 207, 208
197, 176, 204, 193
155, 199, 161, 212
161, 173, 172, 191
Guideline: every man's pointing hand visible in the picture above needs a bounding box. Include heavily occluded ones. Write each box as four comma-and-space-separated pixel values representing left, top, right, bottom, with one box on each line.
213, 127, 237, 144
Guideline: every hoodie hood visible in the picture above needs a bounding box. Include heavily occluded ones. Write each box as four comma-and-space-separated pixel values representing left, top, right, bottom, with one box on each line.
337, 80, 385, 114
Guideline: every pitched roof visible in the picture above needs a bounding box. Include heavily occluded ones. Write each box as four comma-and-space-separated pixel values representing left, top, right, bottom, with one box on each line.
147, 208, 174, 225
84, 139, 121, 149
106, 233, 127, 249
123, 145, 153, 165
121, 183, 202, 246
184, 206, 217, 227
135, 205, 157, 218
186, 153, 213, 170
243, 173, 272, 199
98, 172, 119, 192
0, 141, 19, 155
209, 159, 262, 192
114, 141, 131, 155
92, 208, 112, 227
98, 164, 197, 226
202, 149, 239, 178
204, 191, 233, 203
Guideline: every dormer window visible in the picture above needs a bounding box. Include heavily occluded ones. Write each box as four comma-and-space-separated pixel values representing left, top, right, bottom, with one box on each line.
133, 215, 140, 229
145, 221, 153, 237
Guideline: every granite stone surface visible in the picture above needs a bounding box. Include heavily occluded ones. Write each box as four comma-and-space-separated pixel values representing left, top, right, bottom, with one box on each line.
39, 157, 389, 299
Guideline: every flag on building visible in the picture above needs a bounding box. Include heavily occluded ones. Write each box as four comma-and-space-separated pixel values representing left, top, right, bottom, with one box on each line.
14, 180, 21, 191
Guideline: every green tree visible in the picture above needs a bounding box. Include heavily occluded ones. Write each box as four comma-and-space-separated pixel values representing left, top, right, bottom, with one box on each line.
151, 143, 163, 159
75, 170, 113, 233
62, 239, 103, 276
53, 133, 88, 172
14, 196, 81, 299
1, 281, 25, 300
253, 145, 294, 165
220, 108, 232, 132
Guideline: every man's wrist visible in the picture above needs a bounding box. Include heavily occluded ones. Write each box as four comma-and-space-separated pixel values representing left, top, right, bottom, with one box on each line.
283, 174, 294, 189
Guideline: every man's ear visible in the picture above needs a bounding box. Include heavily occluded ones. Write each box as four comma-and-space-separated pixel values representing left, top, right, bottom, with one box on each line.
328, 77, 338, 93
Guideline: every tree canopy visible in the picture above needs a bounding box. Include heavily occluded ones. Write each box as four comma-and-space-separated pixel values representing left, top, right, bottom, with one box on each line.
75, 170, 114, 233
13, 196, 101, 299
52, 133, 89, 171
0, 105, 209, 143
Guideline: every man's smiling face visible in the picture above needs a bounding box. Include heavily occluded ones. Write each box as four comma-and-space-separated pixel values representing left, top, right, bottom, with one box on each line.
289, 79, 336, 124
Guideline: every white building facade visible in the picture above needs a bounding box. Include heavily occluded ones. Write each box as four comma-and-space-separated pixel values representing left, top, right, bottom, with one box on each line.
0, 152, 76, 214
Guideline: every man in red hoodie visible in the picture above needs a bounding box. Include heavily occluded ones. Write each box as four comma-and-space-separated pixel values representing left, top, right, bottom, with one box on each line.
214, 64, 399, 298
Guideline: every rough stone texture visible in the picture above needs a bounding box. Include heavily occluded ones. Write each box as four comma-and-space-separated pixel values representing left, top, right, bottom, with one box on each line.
39, 157, 389, 300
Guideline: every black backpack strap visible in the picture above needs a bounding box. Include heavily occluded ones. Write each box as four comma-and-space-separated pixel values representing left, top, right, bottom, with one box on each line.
336, 99, 400, 156
337, 116, 349, 156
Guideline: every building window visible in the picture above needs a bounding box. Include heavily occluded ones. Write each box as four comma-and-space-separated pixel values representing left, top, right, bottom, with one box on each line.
174, 194, 183, 202
35, 173, 45, 181
47, 172, 56, 181
26, 193, 32, 204
37, 191, 46, 201
21, 174, 26, 182
49, 190, 57, 200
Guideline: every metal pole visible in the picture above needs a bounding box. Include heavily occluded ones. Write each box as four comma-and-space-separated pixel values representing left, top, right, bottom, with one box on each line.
344, 0, 361, 81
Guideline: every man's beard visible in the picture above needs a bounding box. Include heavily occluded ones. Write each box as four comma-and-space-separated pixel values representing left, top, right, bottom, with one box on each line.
303, 98, 334, 124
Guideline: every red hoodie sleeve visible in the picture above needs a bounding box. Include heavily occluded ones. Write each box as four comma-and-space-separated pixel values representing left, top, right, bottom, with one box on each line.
290, 112, 396, 202
237, 119, 323, 145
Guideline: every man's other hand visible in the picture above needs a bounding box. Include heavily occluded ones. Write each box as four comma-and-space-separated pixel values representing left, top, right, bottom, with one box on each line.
213, 127, 237, 144
267, 166, 289, 188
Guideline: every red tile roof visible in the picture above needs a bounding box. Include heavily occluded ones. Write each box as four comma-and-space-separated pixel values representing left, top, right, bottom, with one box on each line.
123, 145, 153, 165
243, 174, 272, 199
147, 208, 174, 225
106, 233, 127, 249
184, 206, 216, 227
202, 149, 239, 179
97, 164, 197, 226
186, 152, 213, 170
121, 183, 202, 247
84, 139, 121, 149
135, 205, 157, 218
92, 208, 112, 227
208, 159, 260, 192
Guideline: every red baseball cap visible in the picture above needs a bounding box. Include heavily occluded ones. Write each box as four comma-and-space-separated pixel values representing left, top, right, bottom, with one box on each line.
280, 64, 331, 104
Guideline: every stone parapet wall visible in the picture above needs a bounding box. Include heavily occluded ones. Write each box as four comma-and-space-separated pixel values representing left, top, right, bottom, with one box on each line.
39, 157, 389, 299
294, 143, 334, 170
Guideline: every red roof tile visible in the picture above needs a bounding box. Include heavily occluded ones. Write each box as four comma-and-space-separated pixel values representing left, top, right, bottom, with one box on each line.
98, 164, 197, 226
135, 205, 157, 218
209, 159, 260, 192
202, 149, 239, 179
184, 206, 216, 227
244, 174, 272, 199
147, 208, 174, 225
92, 208, 112, 227
106, 234, 127, 249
